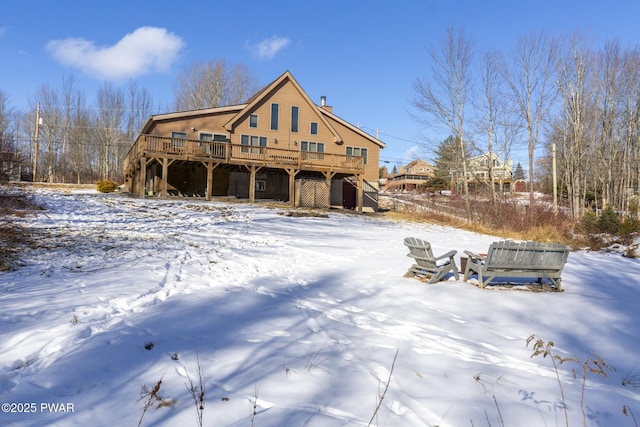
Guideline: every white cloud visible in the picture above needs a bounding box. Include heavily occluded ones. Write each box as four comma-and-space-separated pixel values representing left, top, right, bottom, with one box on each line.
247, 36, 290, 60
405, 145, 424, 160
46, 26, 184, 81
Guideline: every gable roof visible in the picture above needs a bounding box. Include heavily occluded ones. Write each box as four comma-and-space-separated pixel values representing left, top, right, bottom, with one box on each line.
136, 70, 385, 149
318, 108, 386, 149
139, 104, 245, 135
223, 71, 342, 144
469, 151, 507, 166
405, 159, 433, 168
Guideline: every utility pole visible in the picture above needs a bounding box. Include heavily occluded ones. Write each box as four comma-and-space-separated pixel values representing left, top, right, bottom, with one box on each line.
32, 102, 40, 182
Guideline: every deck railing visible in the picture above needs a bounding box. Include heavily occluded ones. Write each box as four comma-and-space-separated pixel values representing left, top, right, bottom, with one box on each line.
125, 135, 364, 173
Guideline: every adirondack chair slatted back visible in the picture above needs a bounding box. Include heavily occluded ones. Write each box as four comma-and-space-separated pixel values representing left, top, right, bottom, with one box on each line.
404, 237, 437, 269
486, 241, 569, 271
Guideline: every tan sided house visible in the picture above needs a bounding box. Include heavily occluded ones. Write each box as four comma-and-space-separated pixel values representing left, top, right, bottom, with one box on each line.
385, 159, 435, 191
123, 71, 385, 211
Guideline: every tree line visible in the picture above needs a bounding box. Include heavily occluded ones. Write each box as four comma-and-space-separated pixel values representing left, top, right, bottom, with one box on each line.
0, 60, 258, 184
412, 27, 640, 220
2, 29, 640, 221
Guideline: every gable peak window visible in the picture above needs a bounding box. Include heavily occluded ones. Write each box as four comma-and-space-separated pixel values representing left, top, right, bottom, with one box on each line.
249, 114, 258, 128
291, 106, 299, 133
310, 122, 318, 135
271, 103, 279, 131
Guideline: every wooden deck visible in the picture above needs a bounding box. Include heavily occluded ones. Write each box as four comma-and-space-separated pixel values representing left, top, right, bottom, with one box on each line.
124, 135, 364, 175
123, 135, 368, 210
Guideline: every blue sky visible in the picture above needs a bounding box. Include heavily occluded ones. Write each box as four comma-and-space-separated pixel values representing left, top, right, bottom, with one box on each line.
1, 0, 639, 168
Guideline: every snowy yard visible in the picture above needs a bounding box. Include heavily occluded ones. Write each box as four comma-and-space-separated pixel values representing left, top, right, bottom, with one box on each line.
0, 186, 639, 426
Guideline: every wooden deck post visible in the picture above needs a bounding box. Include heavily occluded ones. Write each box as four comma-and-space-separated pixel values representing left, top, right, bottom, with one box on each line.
139, 156, 147, 198
204, 161, 219, 201
322, 171, 337, 208
245, 165, 263, 203
161, 158, 169, 198
285, 168, 299, 207
159, 158, 176, 198
357, 174, 364, 213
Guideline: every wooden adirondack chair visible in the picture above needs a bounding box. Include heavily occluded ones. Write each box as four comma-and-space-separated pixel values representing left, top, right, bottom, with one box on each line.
403, 237, 459, 283
463, 240, 570, 290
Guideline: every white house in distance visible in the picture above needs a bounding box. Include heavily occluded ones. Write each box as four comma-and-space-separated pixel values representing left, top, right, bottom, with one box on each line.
462, 152, 514, 192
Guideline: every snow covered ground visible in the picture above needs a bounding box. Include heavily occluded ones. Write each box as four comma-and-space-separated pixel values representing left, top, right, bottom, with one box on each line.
0, 185, 639, 426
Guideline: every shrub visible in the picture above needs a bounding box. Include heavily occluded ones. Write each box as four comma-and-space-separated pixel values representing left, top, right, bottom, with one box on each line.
575, 211, 598, 236
96, 179, 119, 193
619, 216, 640, 243
597, 205, 620, 235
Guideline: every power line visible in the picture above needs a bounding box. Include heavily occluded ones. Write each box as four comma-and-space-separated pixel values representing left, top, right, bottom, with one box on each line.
360, 126, 418, 144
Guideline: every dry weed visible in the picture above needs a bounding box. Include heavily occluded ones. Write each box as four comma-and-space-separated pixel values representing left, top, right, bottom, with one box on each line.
0, 185, 44, 271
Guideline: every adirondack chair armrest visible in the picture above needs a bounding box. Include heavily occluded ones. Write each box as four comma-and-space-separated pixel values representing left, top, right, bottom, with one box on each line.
435, 250, 457, 261
463, 250, 486, 262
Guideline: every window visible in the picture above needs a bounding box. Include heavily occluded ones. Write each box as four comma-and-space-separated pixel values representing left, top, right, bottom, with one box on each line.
291, 106, 299, 133
270, 103, 279, 130
255, 180, 266, 192
300, 141, 325, 152
346, 146, 368, 165
300, 141, 325, 160
199, 133, 227, 155
249, 114, 258, 128
171, 131, 187, 149
310, 122, 318, 135
199, 133, 227, 142
241, 134, 267, 154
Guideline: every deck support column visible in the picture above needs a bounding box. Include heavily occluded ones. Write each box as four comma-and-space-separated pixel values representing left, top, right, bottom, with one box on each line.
322, 171, 337, 208
160, 158, 175, 198
357, 174, 364, 213
285, 168, 300, 206
244, 165, 263, 203
204, 161, 219, 201
139, 156, 147, 198
161, 158, 168, 198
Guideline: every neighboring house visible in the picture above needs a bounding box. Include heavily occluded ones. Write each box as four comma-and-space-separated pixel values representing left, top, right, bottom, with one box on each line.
385, 159, 435, 191
464, 152, 513, 192
123, 71, 385, 211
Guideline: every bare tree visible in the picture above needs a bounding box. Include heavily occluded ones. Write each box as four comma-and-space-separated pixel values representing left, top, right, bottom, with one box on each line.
614, 46, 640, 215
64, 82, 92, 183
126, 80, 155, 141
555, 32, 595, 219
504, 31, 557, 207
0, 90, 19, 180
0, 90, 13, 153
33, 84, 64, 183
593, 40, 627, 212
475, 49, 506, 202
413, 25, 475, 214
173, 59, 260, 111
95, 83, 125, 180
624, 48, 640, 216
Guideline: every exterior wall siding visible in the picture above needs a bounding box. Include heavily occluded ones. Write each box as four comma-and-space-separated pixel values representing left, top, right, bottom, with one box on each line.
125, 71, 384, 210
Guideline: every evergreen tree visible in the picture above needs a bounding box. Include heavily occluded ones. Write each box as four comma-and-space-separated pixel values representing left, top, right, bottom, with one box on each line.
433, 135, 471, 181
514, 162, 525, 180
597, 205, 620, 235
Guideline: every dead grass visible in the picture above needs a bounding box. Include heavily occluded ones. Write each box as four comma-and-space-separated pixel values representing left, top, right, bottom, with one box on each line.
0, 184, 44, 271
379, 194, 575, 245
